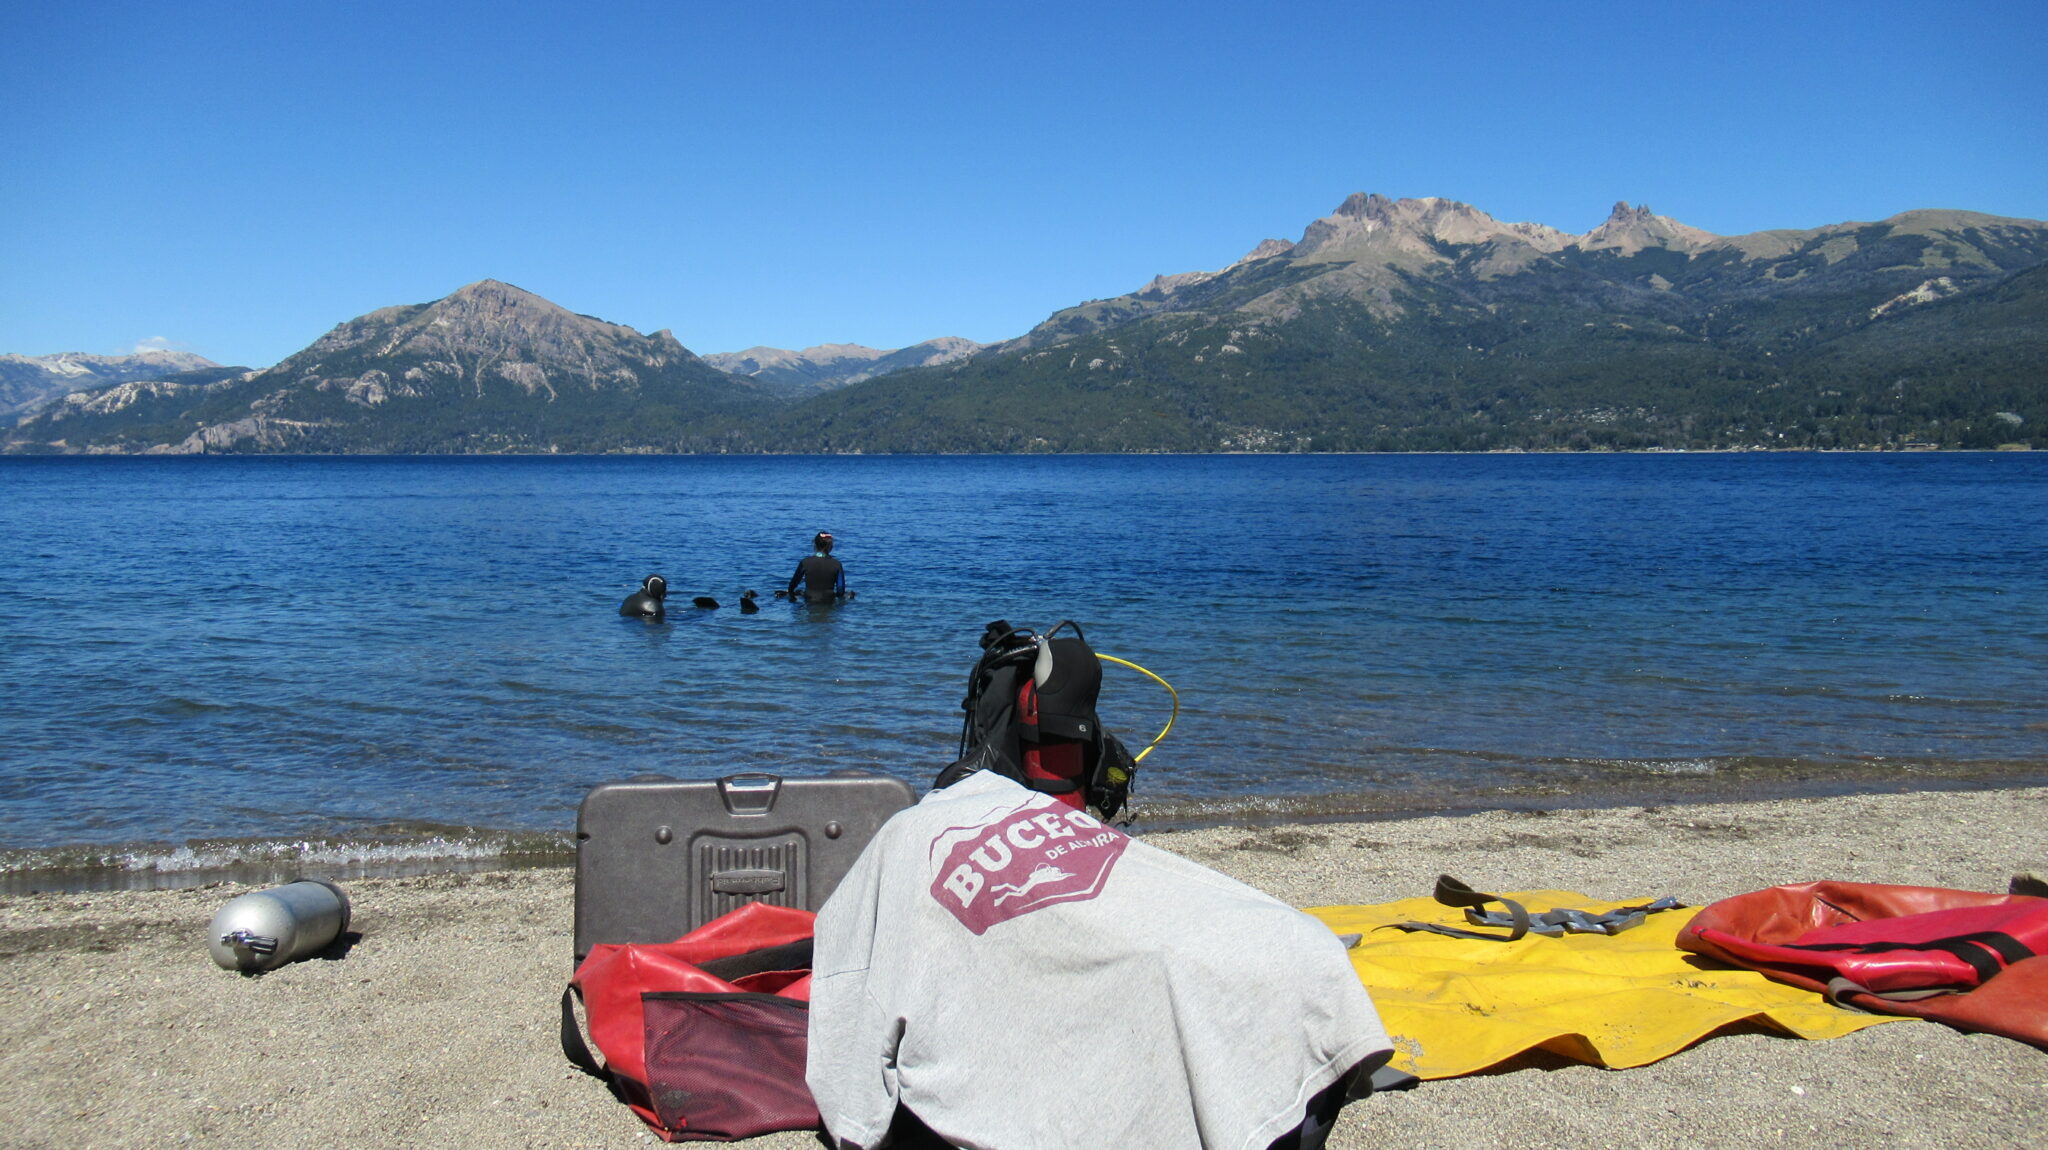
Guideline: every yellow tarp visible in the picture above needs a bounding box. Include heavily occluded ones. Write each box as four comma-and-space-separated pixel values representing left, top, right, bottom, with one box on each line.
1306, 891, 1907, 1079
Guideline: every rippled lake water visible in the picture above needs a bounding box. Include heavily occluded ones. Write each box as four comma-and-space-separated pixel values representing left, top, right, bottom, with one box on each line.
2, 452, 2043, 887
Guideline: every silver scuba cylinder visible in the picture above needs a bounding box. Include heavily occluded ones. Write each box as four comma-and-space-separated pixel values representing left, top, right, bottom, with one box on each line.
206, 878, 352, 972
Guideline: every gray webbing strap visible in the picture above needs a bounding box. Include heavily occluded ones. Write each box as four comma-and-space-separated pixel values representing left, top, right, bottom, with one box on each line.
1379, 875, 1684, 942
1467, 896, 1688, 937
1824, 976, 1959, 1008
1378, 875, 1532, 942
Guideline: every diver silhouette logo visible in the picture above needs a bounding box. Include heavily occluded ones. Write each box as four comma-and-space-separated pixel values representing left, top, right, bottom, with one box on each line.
992, 863, 1076, 905
928, 803, 1129, 934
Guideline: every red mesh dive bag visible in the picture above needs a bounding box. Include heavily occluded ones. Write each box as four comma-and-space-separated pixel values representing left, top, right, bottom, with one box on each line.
562, 902, 821, 1141
1678, 881, 2048, 1049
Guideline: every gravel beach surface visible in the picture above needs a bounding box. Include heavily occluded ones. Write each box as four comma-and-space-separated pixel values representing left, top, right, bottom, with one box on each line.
2, 786, 2042, 1149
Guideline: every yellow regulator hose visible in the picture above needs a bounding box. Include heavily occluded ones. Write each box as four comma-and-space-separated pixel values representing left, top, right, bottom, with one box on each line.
1096, 654, 1180, 761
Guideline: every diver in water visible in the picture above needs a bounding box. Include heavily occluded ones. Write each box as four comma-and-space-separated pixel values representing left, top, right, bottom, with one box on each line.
620, 574, 668, 619
786, 532, 848, 603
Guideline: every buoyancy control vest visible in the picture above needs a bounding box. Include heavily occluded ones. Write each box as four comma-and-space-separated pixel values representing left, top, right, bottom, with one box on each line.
936, 620, 1137, 821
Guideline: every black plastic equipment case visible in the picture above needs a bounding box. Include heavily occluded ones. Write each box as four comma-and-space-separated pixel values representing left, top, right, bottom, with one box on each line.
573, 770, 917, 964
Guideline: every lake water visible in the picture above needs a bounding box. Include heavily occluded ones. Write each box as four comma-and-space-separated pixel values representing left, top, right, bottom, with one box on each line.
2, 452, 2044, 889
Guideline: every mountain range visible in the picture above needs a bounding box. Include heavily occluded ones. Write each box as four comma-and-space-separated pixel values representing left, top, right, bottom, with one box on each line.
9, 281, 789, 454
0, 350, 228, 420
703, 338, 982, 392
8, 194, 2045, 454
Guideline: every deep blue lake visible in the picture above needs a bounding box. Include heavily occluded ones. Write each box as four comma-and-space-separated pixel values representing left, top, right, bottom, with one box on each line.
2, 453, 2044, 886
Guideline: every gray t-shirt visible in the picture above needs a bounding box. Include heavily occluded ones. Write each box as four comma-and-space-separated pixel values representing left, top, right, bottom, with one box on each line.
807, 771, 1391, 1149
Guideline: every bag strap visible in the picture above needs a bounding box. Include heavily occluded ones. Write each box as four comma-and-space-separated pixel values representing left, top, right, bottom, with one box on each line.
1379, 875, 1533, 942
1788, 930, 2033, 985
561, 981, 657, 1121
560, 984, 608, 1082
1487, 897, 1687, 937
1824, 976, 1963, 1007
695, 938, 815, 982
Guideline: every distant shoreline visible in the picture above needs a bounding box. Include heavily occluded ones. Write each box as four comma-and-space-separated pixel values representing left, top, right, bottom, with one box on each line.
1, 445, 2037, 459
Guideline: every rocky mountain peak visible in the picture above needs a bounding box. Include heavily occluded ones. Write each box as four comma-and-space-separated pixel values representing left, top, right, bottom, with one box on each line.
1578, 202, 1717, 255
442, 278, 560, 312
292, 279, 685, 372
1334, 192, 1396, 221
1143, 270, 1217, 296
1236, 238, 1297, 264
4, 281, 783, 454
1299, 194, 1720, 262
236, 279, 732, 426
425, 279, 610, 337
1294, 194, 1553, 262
1509, 221, 1573, 248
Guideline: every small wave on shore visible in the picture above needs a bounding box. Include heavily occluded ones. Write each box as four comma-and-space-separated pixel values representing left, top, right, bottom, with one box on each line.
0, 825, 574, 894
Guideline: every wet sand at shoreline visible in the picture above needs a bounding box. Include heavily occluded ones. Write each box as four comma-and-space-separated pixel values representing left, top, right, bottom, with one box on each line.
2, 786, 2042, 1149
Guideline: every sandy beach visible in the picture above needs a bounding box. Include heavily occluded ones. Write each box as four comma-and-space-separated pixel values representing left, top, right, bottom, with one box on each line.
2, 785, 2042, 1149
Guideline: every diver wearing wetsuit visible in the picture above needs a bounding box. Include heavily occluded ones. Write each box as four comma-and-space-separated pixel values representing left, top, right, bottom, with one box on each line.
788, 532, 847, 603
620, 574, 668, 619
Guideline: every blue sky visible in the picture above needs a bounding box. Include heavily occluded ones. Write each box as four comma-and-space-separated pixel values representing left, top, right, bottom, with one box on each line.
4, 1, 2043, 368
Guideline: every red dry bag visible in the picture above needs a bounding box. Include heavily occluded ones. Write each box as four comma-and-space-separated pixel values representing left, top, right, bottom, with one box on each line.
561, 902, 821, 1142
1678, 881, 2048, 1049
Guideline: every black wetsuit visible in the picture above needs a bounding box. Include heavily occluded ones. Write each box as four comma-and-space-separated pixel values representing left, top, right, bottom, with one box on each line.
619, 590, 665, 618
788, 554, 846, 603
620, 576, 667, 619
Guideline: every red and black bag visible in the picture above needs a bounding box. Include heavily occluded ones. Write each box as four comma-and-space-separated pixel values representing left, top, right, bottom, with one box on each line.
1678, 880, 2048, 1049
561, 902, 821, 1142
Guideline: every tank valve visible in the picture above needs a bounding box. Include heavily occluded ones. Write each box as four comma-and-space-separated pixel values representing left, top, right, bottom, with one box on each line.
220, 929, 280, 956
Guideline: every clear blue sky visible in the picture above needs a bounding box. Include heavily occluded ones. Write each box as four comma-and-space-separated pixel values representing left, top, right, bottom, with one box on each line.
5, 1, 2043, 368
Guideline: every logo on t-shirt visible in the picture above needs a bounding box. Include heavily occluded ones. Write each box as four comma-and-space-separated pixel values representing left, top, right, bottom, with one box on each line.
928, 802, 1129, 935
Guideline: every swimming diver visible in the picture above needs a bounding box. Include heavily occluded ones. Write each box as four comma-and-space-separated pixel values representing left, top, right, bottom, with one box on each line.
786, 531, 849, 603
620, 574, 668, 620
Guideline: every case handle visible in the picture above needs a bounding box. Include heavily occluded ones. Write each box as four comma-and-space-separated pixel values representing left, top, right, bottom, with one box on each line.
718, 774, 783, 815
711, 868, 788, 895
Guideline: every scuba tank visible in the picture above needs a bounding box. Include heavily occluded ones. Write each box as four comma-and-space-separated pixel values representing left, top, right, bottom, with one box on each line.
207, 878, 352, 972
